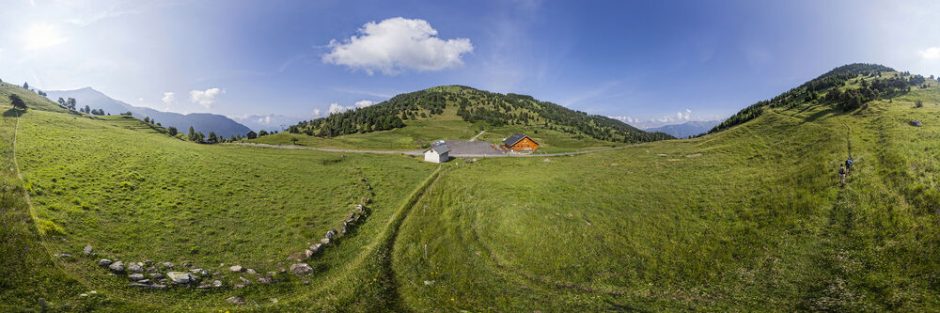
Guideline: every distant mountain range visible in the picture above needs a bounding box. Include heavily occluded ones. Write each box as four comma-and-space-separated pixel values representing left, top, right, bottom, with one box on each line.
231, 114, 304, 132
45, 88, 252, 138
645, 120, 720, 138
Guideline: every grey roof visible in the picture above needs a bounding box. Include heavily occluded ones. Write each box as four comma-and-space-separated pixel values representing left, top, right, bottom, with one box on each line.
503, 133, 537, 146
428, 143, 450, 154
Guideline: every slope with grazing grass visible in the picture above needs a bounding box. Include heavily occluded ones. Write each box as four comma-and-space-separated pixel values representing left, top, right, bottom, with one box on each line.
1, 83, 439, 311
2, 66, 939, 312
392, 75, 940, 311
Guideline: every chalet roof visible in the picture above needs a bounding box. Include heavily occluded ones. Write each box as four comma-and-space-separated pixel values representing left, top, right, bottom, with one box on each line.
428, 143, 450, 154
503, 133, 537, 146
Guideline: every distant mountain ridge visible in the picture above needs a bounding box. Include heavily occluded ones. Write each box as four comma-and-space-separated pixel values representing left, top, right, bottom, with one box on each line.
645, 120, 720, 138
45, 88, 252, 138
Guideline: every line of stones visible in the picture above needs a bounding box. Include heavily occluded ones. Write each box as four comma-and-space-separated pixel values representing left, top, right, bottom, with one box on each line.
56, 172, 378, 305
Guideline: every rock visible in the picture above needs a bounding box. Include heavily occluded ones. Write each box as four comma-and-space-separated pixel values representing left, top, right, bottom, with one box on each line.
289, 263, 313, 276
226, 296, 245, 305
128, 273, 145, 281
98, 259, 113, 267
83, 245, 94, 256
161, 262, 174, 269
246, 268, 256, 275
239, 276, 252, 286
325, 229, 337, 240
424, 280, 435, 286
304, 249, 314, 259
212, 280, 223, 288
257, 276, 273, 284
128, 282, 151, 288
166, 271, 195, 284
136, 279, 151, 284
143, 259, 154, 266
149, 272, 165, 280
320, 237, 331, 245
229, 265, 244, 272
109, 261, 125, 273
191, 268, 208, 276
197, 281, 213, 289
56, 252, 73, 258
127, 263, 144, 273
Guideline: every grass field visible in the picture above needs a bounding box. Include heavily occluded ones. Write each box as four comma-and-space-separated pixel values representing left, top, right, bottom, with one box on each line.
1, 74, 939, 311
392, 89, 940, 311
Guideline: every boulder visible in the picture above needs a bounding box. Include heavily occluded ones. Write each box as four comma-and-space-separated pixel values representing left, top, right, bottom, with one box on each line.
108, 261, 125, 273
127, 263, 144, 273
166, 271, 195, 284
309, 243, 323, 254
325, 229, 337, 240
212, 280, 223, 288
320, 237, 331, 245
246, 268, 257, 275
229, 265, 244, 272
128, 273, 145, 281
98, 259, 113, 267
83, 245, 94, 256
290, 263, 313, 275
226, 296, 245, 305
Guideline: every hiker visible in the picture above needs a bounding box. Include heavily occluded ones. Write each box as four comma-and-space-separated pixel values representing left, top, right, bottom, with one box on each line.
839, 164, 846, 187
845, 157, 854, 174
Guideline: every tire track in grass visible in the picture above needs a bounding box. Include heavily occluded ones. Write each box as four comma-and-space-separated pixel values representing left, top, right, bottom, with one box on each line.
372, 166, 443, 312
9, 110, 109, 309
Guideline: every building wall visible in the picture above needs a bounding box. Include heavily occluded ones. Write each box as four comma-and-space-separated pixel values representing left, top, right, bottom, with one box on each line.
509, 137, 539, 152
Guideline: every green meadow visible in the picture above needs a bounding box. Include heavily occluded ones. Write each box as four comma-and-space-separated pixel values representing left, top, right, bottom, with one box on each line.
1, 72, 939, 312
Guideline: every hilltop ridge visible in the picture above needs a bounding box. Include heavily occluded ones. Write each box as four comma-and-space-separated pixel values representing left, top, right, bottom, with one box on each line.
287, 85, 673, 144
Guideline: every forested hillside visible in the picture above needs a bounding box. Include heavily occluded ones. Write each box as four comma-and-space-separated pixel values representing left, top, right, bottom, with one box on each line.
711, 63, 935, 133
288, 85, 673, 143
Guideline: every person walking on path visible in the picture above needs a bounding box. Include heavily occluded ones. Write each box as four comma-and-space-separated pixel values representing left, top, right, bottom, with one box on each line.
845, 157, 854, 174
839, 164, 847, 187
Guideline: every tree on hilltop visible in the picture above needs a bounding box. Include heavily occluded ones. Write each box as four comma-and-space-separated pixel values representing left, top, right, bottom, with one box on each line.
246, 131, 257, 139
10, 94, 27, 110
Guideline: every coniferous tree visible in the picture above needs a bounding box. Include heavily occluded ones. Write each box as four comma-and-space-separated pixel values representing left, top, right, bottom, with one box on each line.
9, 94, 27, 110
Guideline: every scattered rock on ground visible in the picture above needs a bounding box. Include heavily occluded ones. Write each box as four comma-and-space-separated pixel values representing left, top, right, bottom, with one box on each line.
109, 261, 125, 273
149, 272, 165, 280
257, 276, 272, 284
212, 280, 223, 288
246, 268, 256, 275
98, 259, 113, 267
83, 245, 94, 256
128, 263, 143, 273
226, 296, 245, 305
167, 271, 195, 284
290, 263, 313, 275
128, 273, 145, 281
229, 265, 244, 272
191, 268, 208, 276
161, 262, 174, 269
325, 229, 337, 240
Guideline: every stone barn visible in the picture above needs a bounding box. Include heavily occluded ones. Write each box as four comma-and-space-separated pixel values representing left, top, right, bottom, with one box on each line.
503, 134, 539, 152
424, 142, 450, 163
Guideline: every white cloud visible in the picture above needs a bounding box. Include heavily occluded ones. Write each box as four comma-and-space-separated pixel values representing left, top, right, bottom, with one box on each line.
611, 109, 707, 128
22, 23, 68, 51
257, 115, 272, 125
313, 108, 321, 117
355, 100, 374, 108
189, 88, 224, 109
161, 92, 175, 107
322, 17, 474, 75
919, 47, 940, 61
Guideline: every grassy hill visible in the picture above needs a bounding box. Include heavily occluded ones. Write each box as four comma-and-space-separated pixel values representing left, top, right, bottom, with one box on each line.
253, 85, 671, 153
1, 65, 939, 312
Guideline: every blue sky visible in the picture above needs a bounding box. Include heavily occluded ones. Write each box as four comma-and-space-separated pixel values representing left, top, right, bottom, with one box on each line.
2, 0, 940, 128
